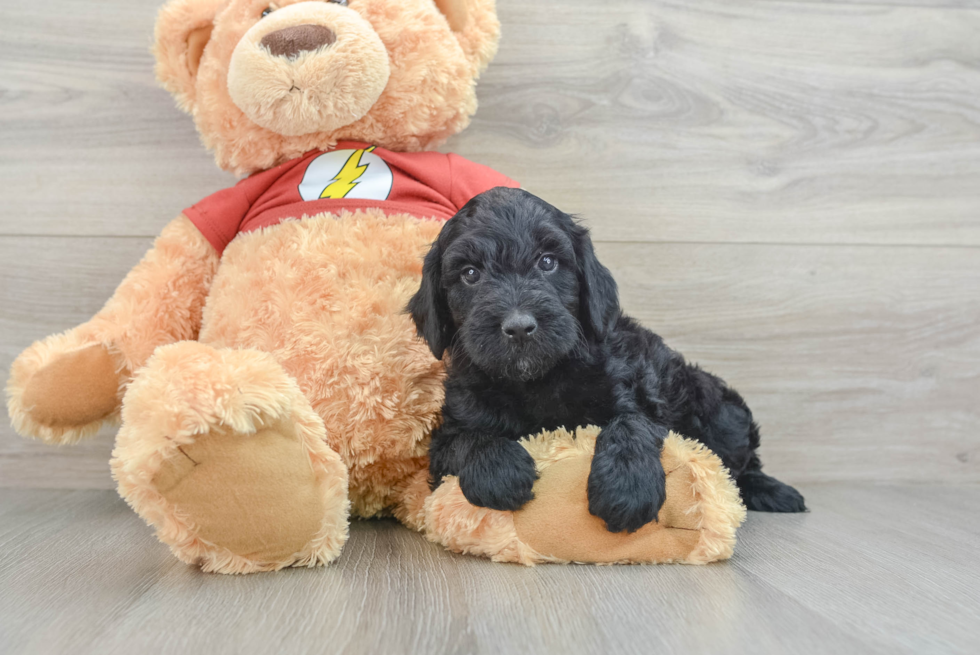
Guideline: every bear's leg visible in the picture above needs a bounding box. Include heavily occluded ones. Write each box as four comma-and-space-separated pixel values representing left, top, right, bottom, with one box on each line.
390, 468, 432, 532
423, 429, 748, 565
111, 341, 349, 574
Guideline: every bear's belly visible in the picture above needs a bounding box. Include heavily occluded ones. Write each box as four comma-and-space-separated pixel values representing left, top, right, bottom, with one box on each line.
198, 209, 446, 515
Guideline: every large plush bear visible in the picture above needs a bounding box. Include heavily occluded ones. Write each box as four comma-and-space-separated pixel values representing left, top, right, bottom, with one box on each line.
6, 0, 745, 573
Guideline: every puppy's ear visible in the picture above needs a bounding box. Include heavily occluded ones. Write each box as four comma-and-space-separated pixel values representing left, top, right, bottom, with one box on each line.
409, 237, 456, 360
574, 225, 620, 340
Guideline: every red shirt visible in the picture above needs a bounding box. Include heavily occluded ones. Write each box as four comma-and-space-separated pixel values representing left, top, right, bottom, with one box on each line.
183, 141, 519, 254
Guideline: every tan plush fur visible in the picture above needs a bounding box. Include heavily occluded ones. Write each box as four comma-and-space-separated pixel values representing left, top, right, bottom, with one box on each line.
425, 428, 747, 565
19, 344, 121, 432
157, 0, 500, 175
109, 209, 443, 573
6, 0, 494, 572
226, 3, 391, 136
199, 211, 447, 482
112, 342, 350, 573
6, 0, 496, 573
7, 0, 747, 573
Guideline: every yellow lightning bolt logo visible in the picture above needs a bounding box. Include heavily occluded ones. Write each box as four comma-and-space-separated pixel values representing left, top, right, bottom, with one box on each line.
320, 146, 376, 199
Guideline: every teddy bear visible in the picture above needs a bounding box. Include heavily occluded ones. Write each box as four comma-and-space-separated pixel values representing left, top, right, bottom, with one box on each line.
6, 0, 745, 573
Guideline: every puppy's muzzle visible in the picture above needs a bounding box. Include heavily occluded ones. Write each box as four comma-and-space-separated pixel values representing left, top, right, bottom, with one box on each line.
501, 311, 538, 344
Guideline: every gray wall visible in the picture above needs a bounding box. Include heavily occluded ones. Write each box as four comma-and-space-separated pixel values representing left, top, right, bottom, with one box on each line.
3, 0, 979, 488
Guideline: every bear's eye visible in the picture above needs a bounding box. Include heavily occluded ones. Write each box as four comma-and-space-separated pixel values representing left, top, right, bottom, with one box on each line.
261, 7, 273, 17
328, 0, 349, 5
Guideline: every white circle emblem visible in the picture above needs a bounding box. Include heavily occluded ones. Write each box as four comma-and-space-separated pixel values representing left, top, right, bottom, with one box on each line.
298, 147, 394, 202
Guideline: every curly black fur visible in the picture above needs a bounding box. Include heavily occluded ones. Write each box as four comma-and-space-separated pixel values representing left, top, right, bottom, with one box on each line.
409, 187, 806, 532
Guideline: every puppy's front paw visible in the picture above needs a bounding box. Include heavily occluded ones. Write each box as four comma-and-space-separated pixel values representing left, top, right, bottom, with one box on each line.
459, 439, 538, 511
587, 431, 666, 533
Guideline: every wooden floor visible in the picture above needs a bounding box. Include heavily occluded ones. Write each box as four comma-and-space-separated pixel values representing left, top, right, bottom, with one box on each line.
2, 0, 979, 653
1, 485, 979, 655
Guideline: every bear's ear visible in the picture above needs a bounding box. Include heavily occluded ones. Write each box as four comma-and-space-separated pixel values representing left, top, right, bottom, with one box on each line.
433, 0, 501, 74
154, 0, 226, 112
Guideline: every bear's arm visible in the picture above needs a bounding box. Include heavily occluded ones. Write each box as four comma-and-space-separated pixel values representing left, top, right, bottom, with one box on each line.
6, 216, 220, 443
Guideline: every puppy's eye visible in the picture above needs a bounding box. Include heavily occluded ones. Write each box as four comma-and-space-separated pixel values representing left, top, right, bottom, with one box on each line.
261, 7, 274, 18
461, 267, 482, 285
538, 254, 558, 272
328, 0, 349, 5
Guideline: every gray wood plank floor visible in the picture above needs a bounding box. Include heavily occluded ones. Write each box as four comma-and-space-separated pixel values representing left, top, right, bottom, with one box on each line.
1, 485, 978, 655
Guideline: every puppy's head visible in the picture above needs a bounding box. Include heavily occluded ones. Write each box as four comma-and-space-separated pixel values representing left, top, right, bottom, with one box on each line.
409, 187, 619, 381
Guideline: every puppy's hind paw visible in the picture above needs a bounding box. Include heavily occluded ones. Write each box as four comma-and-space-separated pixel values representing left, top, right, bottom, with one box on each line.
737, 470, 807, 513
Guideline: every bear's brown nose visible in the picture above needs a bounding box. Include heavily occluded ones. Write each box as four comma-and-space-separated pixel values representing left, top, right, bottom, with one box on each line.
260, 24, 336, 58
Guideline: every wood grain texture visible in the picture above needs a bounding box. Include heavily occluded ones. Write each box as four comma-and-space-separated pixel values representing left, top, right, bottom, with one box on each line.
606, 242, 980, 484
1, 486, 978, 655
0, 0, 236, 236
1, 2, 979, 486
0, 0, 978, 244
0, 236, 148, 489
464, 0, 980, 245
3, 237, 978, 487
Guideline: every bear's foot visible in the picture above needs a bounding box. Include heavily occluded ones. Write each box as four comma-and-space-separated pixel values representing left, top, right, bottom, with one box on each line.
7, 332, 124, 444
111, 341, 349, 573
424, 427, 747, 565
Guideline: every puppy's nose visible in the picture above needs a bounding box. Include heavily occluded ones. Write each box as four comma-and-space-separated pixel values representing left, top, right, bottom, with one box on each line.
260, 24, 336, 58
501, 312, 538, 343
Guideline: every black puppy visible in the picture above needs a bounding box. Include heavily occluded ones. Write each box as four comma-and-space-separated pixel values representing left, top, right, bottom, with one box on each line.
409, 187, 805, 532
